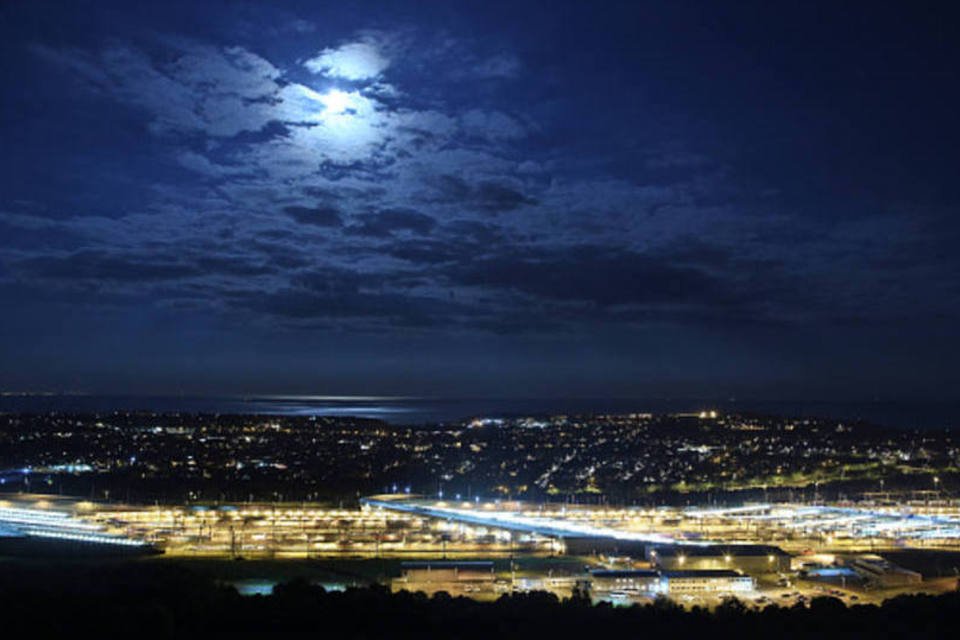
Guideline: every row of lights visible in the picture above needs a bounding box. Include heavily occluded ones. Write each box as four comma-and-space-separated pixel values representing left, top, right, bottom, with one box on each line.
650, 549, 777, 565
22, 528, 147, 547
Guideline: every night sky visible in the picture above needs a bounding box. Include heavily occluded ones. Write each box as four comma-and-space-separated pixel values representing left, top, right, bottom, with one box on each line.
1, 1, 958, 400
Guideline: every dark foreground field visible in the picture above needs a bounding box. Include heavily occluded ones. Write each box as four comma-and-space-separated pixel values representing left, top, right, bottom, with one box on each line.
0, 558, 957, 638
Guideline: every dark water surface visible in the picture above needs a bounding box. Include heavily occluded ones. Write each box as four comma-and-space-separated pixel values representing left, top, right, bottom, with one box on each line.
1, 394, 958, 430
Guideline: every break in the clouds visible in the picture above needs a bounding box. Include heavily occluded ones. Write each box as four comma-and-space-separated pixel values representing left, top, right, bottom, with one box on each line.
1, 0, 959, 398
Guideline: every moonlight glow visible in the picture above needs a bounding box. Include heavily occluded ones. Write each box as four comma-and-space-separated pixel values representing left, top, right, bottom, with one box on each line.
2, 1, 957, 403
320, 89, 353, 114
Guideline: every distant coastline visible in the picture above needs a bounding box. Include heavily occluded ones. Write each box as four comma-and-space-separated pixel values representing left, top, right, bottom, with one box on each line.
0, 394, 957, 430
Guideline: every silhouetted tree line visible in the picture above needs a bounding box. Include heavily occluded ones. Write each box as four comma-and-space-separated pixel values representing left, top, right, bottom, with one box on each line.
0, 562, 956, 638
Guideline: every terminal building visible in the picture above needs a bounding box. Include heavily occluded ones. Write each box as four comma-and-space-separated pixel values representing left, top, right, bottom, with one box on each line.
392, 561, 496, 596
589, 568, 755, 596
662, 570, 755, 594
589, 569, 665, 594
648, 544, 791, 574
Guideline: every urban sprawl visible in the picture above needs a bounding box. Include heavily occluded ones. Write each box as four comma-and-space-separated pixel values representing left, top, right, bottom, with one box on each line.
2, 411, 959, 608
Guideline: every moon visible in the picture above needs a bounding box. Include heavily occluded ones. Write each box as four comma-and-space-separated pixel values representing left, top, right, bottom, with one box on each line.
320, 89, 352, 114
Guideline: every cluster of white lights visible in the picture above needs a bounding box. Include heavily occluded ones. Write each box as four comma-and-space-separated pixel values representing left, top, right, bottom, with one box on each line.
21, 528, 147, 547
729, 505, 960, 539
0, 506, 146, 547
0, 507, 100, 530
0, 506, 70, 519
369, 498, 960, 545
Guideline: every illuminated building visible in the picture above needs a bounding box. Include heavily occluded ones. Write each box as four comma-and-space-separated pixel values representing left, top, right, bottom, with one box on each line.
589, 569, 665, 595
662, 570, 755, 594
392, 561, 496, 596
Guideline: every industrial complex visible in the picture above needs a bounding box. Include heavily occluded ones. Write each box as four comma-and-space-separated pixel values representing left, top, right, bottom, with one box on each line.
2, 493, 959, 606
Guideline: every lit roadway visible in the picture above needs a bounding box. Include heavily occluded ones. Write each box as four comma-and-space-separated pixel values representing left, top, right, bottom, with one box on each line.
361, 497, 706, 546
733, 504, 960, 539
363, 497, 960, 550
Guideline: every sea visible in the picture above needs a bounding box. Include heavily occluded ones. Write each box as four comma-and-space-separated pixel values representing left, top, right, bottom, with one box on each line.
1, 394, 958, 430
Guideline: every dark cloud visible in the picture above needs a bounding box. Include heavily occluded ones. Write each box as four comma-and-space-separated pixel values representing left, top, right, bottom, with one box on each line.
474, 181, 537, 212
426, 175, 537, 213
194, 255, 274, 277
237, 289, 427, 323
227, 272, 458, 328
283, 205, 343, 227
250, 240, 313, 270
450, 246, 724, 308
294, 267, 366, 297
383, 221, 503, 266
443, 220, 503, 243
13, 250, 203, 282
0, 219, 85, 250
13, 249, 280, 284
2, 2, 959, 398
346, 208, 437, 237
432, 175, 471, 200
387, 239, 470, 264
